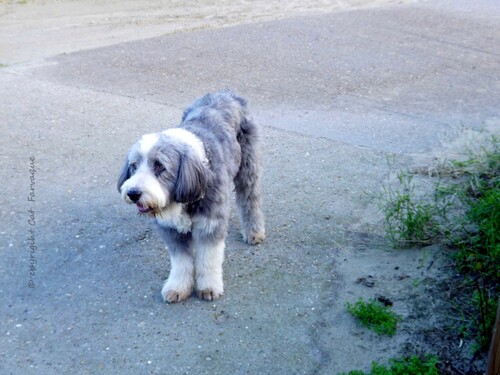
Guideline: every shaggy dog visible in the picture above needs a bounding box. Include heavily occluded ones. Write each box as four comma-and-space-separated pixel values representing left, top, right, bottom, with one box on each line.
117, 91, 265, 302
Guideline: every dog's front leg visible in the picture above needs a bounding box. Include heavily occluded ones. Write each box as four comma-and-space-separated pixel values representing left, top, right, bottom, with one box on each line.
194, 236, 225, 301
162, 249, 194, 303
156, 227, 194, 303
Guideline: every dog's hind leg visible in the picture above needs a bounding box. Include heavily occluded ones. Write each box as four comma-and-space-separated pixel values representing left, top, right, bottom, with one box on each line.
234, 116, 266, 245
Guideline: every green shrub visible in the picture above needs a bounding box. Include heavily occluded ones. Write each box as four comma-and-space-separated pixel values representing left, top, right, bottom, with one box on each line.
450, 140, 499, 349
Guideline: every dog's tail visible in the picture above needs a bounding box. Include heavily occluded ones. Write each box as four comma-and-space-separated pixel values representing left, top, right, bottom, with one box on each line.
233, 94, 266, 245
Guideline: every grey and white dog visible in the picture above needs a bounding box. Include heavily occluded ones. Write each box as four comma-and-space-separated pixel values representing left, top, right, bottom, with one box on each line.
117, 91, 265, 303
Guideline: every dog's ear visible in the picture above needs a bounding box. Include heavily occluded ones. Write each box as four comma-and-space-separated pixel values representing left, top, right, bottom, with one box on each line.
117, 155, 131, 193
174, 153, 209, 203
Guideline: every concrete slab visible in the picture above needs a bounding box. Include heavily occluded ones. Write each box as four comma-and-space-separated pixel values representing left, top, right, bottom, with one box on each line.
26, 1, 500, 154
0, 0, 407, 65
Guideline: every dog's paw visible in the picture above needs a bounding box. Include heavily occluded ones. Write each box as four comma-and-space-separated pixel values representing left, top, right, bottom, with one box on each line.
161, 282, 192, 303
196, 273, 223, 301
243, 231, 266, 245
197, 288, 223, 301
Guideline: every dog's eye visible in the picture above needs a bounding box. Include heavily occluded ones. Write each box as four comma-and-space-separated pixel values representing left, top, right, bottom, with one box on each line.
153, 161, 165, 175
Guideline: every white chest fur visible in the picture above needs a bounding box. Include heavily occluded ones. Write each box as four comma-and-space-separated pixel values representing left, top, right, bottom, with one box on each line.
156, 203, 192, 234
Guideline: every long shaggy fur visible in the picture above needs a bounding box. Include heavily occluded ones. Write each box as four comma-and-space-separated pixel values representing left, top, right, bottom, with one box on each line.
117, 90, 265, 303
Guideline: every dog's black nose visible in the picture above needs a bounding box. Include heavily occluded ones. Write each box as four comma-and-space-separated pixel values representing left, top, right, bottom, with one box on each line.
127, 188, 142, 203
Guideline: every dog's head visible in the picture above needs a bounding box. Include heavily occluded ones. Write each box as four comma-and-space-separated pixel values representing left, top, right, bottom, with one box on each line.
117, 129, 210, 216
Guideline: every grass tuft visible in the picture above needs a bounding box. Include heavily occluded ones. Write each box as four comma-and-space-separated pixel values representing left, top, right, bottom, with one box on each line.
379, 168, 447, 247
346, 298, 399, 336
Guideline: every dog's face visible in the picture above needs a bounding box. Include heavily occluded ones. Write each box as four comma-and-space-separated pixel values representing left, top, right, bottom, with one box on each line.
117, 130, 209, 216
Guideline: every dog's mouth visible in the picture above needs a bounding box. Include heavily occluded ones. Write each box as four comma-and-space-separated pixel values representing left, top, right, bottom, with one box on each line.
136, 203, 153, 214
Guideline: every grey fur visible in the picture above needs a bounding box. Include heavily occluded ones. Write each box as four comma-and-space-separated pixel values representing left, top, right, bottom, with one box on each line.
117, 90, 265, 302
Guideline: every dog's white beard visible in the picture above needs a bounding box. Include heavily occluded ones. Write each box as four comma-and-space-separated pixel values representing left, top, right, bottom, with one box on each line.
156, 204, 192, 234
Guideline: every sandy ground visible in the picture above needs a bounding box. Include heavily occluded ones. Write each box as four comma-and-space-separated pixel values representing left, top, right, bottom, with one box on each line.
1, 0, 498, 373
0, 0, 410, 64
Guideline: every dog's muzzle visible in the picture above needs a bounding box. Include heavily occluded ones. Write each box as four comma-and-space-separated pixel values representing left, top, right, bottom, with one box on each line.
126, 188, 152, 214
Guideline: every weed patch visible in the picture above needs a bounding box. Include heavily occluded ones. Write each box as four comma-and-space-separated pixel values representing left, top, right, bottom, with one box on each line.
340, 354, 439, 375
378, 135, 499, 369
